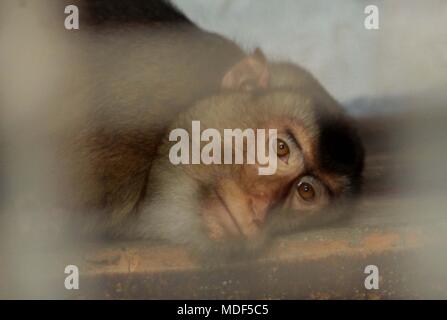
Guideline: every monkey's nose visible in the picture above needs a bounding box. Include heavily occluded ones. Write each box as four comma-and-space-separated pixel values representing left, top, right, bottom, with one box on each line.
250, 198, 270, 225
252, 217, 263, 228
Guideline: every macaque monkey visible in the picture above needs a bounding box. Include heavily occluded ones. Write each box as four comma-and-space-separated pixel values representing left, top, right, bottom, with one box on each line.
126, 59, 365, 254
20, 0, 365, 256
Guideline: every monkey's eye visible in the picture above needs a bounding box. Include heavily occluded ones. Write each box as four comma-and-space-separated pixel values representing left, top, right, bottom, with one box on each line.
276, 139, 290, 158
297, 181, 315, 202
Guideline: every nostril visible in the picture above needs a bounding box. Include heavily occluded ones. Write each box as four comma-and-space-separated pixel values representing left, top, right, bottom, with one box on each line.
251, 199, 269, 224
252, 218, 263, 227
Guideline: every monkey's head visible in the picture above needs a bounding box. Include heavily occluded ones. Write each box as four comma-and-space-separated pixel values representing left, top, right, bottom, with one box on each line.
145, 50, 364, 254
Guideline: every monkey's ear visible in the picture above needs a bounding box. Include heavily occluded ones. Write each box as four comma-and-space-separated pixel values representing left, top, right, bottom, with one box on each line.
222, 48, 270, 91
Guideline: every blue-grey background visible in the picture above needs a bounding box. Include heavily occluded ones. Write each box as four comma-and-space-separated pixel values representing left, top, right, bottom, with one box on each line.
174, 0, 447, 115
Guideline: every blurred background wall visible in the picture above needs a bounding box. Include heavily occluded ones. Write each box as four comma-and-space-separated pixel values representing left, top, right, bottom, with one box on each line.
174, 0, 447, 114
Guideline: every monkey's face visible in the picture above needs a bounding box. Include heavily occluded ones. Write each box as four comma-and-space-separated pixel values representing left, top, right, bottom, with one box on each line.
164, 90, 364, 245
